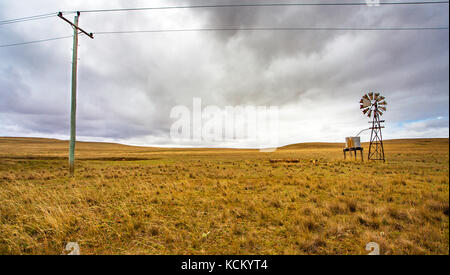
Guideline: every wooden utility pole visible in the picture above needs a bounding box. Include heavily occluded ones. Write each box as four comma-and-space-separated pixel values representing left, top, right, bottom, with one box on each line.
58, 11, 94, 176
69, 13, 79, 176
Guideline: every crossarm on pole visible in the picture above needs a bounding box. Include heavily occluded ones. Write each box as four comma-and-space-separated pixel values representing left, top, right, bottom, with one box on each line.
58, 12, 94, 39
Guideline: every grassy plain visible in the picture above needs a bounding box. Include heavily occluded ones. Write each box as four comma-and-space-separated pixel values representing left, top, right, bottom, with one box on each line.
0, 137, 448, 254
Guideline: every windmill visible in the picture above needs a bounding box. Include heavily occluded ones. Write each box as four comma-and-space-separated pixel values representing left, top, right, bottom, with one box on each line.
360, 92, 386, 161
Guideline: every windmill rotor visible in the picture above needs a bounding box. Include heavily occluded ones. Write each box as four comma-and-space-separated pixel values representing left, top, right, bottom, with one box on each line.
360, 92, 387, 118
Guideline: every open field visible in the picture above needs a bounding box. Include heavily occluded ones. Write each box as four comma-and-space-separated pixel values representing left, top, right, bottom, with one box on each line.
0, 137, 448, 255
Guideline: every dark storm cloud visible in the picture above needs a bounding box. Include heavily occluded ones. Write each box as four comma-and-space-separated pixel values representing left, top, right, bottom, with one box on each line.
185, 1, 449, 106
0, 0, 448, 145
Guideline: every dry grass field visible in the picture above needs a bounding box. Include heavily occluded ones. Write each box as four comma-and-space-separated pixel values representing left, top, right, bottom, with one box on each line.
0, 137, 448, 255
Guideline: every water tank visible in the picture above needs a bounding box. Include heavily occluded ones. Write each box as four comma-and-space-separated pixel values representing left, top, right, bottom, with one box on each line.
345, 136, 361, 148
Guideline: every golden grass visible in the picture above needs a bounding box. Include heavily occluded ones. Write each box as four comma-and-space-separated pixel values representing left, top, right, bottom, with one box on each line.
0, 137, 448, 254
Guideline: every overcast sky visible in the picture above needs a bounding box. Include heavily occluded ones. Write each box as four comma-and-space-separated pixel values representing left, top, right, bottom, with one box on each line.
0, 0, 448, 148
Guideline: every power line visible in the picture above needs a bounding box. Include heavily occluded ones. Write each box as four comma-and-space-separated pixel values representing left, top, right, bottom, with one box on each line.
93, 26, 449, 34
2, 26, 446, 48
0, 13, 57, 25
2, 1, 447, 25
2, 1, 448, 24
0, 35, 73, 48
66, 1, 449, 13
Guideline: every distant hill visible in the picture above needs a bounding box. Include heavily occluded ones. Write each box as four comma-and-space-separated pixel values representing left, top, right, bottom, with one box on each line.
1, 136, 448, 151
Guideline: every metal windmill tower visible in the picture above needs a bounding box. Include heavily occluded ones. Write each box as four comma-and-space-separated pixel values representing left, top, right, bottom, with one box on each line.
360, 92, 387, 162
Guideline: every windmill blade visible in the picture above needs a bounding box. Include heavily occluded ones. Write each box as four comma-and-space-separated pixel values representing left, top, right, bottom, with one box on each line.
369, 92, 374, 100
376, 95, 385, 102
374, 93, 380, 100
378, 101, 387, 105
361, 98, 371, 108
379, 106, 387, 112
363, 94, 370, 100
363, 108, 369, 115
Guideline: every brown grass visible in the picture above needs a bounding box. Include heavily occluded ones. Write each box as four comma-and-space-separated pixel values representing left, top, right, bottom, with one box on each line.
0, 137, 448, 255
